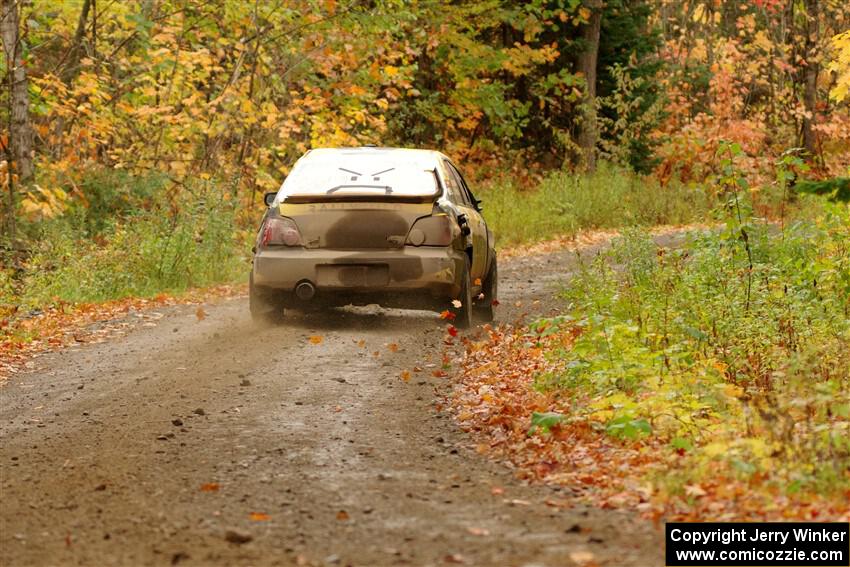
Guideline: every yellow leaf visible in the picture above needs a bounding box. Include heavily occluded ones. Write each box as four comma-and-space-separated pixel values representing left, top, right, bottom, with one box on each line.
309, 335, 323, 345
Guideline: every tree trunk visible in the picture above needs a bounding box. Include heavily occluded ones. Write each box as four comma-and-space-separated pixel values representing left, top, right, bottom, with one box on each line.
52, 0, 91, 159
60, 0, 92, 85
1, 0, 32, 239
801, 0, 820, 161
576, 0, 603, 173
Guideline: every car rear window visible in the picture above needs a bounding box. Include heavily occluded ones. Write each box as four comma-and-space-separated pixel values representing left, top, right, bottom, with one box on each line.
277, 153, 439, 200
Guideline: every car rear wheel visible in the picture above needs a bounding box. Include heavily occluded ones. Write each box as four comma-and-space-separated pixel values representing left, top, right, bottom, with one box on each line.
451, 257, 473, 329
249, 272, 285, 324
474, 256, 497, 322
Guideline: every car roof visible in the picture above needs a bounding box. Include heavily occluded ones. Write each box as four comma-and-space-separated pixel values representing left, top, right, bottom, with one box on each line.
277, 147, 447, 200
298, 147, 447, 170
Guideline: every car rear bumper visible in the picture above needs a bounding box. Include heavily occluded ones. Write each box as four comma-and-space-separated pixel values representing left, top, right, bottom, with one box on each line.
252, 246, 465, 300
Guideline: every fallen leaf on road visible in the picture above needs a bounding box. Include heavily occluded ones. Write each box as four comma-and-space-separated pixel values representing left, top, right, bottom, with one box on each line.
490, 486, 504, 496
336, 510, 350, 521
400, 370, 411, 382
195, 307, 206, 321
387, 343, 399, 352
357, 339, 366, 348
447, 325, 458, 337
444, 553, 466, 564
308, 335, 323, 345
466, 527, 490, 536
451, 299, 462, 308
200, 483, 219, 492
439, 310, 456, 321
568, 550, 597, 566
249, 512, 270, 521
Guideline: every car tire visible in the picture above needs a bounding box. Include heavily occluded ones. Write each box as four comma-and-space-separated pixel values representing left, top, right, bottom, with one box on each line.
249, 272, 285, 324
474, 256, 497, 322
451, 257, 473, 329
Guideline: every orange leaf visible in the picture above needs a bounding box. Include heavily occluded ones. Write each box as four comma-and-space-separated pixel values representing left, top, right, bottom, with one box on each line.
195, 307, 206, 321
439, 310, 456, 321
336, 510, 349, 521
400, 370, 411, 382
308, 335, 323, 345
200, 482, 220, 492
387, 343, 399, 353
249, 512, 270, 521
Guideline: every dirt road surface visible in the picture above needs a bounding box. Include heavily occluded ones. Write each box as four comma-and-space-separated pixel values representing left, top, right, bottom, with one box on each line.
1, 237, 671, 567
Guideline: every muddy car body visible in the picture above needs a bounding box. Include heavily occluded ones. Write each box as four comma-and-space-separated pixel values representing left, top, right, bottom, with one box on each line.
250, 147, 497, 326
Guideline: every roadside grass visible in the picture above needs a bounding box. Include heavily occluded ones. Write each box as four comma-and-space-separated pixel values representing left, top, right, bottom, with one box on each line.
2, 177, 252, 321
476, 163, 713, 248
454, 196, 850, 520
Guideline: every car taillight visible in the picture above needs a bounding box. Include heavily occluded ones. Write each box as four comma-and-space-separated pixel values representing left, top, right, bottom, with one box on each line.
261, 217, 302, 247
406, 214, 457, 246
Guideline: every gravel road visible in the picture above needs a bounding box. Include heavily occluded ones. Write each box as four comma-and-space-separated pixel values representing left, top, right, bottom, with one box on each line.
0, 236, 671, 567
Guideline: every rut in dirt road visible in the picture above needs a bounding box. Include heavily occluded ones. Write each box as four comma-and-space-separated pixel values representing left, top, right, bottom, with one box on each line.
0, 240, 668, 567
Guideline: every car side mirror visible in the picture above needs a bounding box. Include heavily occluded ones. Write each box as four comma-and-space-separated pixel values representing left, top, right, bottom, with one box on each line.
475, 198, 483, 211
263, 192, 277, 207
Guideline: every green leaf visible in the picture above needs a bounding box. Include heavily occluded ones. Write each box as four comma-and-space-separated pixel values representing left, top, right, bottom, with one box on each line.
529, 411, 565, 435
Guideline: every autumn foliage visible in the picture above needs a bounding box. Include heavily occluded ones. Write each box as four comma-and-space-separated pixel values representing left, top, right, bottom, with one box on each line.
453, 207, 850, 522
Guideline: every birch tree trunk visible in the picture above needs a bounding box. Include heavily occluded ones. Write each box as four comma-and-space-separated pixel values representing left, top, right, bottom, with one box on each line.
0, 0, 33, 238
1, 0, 32, 239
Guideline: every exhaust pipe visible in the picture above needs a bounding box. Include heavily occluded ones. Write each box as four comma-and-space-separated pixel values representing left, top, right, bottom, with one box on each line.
294, 281, 316, 301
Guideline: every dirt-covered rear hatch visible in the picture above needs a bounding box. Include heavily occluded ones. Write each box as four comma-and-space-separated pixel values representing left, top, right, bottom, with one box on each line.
274, 150, 442, 249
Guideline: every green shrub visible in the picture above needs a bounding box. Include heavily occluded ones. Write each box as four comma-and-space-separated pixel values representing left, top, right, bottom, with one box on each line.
536, 202, 850, 495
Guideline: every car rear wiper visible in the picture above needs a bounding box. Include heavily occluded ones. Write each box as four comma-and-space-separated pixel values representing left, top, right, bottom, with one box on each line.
326, 185, 393, 195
